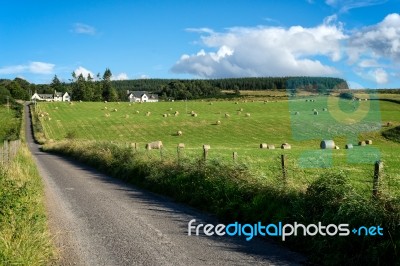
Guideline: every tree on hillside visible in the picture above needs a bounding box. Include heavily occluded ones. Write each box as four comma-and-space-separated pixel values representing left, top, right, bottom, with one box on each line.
101, 68, 118, 102
6, 81, 29, 100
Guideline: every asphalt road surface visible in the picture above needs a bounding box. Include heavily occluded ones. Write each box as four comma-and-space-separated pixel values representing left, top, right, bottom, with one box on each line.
25, 104, 305, 266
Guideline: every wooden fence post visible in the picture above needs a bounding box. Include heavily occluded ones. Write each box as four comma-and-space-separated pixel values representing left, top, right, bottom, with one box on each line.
373, 161, 383, 198
233, 152, 238, 161
203, 145, 210, 161
281, 154, 287, 182
4, 140, 9, 165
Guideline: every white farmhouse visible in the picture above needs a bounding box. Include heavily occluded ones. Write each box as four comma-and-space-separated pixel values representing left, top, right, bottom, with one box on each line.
127, 91, 159, 103
31, 91, 70, 102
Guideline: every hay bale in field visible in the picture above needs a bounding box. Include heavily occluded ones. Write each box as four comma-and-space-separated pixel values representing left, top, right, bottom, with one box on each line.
163, 114, 168, 117
104, 107, 108, 110
129, 104, 132, 106
260, 143, 268, 149
281, 143, 291, 149
146, 141, 163, 150
295, 111, 300, 115
209, 102, 213, 105
192, 113, 198, 117
169, 107, 173, 111
178, 143, 185, 149
125, 114, 129, 118
239, 108, 244, 112
117, 102, 120, 105
345, 144, 353, 149
191, 110, 195, 115
245, 113, 251, 117
55, 107, 58, 110
237, 111, 242, 115
79, 100, 82, 103
235, 102, 238, 104
113, 108, 118, 112
305, 99, 309, 102
104, 101, 108, 103
314, 111, 319, 115
335, 146, 340, 150
358, 141, 366, 146
216, 120, 221, 125
136, 110, 140, 114
48, 117, 52, 121
312, 108, 317, 112
225, 113, 230, 118
177, 130, 183, 136
323, 108, 328, 111
105, 113, 110, 117
366, 140, 373, 145
267, 144, 275, 149
146, 111, 151, 116
320, 140, 335, 149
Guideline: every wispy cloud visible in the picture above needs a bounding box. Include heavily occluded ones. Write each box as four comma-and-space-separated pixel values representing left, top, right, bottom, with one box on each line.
72, 23, 96, 35
0, 61, 54, 75
185, 28, 215, 34
325, 0, 388, 13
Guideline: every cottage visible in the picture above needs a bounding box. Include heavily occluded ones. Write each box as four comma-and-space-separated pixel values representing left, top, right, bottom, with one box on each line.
31, 91, 70, 102
127, 90, 159, 103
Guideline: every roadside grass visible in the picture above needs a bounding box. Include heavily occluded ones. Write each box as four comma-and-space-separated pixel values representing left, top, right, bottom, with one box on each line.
0, 103, 22, 142
0, 106, 54, 265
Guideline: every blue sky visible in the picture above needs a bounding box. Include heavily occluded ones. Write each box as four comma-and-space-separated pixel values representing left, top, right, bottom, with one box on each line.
0, 0, 399, 88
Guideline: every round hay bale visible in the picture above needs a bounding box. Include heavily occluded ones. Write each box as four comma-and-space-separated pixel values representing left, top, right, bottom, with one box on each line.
359, 141, 366, 146
104, 107, 108, 110
239, 108, 244, 112
235, 102, 239, 105
146, 112, 151, 116
178, 143, 185, 149
323, 108, 328, 111
335, 146, 340, 150
312, 108, 317, 112
260, 143, 268, 149
136, 110, 140, 114
305, 99, 309, 102
169, 107, 173, 111
104, 101, 108, 103
281, 143, 291, 149
225, 113, 230, 118
203, 144, 210, 150
177, 130, 183, 136
320, 140, 335, 149
192, 113, 198, 117
114, 108, 118, 112
245, 113, 251, 117
314, 111, 319, 115
267, 144, 275, 150
345, 144, 353, 149
295, 111, 300, 115
366, 140, 373, 145
209, 102, 213, 105
216, 120, 221, 125
163, 114, 168, 117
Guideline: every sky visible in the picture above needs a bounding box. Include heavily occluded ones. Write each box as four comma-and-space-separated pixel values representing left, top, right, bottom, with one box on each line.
0, 0, 399, 88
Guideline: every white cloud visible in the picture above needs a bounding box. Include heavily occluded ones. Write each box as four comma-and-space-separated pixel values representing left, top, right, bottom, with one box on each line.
348, 13, 400, 62
72, 23, 96, 35
172, 18, 346, 78
358, 59, 381, 68
0, 61, 55, 75
371, 68, 389, 84
111, 73, 129, 80
325, 0, 388, 12
74, 66, 94, 79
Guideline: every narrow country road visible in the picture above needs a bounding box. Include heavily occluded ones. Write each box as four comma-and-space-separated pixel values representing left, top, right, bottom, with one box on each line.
25, 104, 305, 266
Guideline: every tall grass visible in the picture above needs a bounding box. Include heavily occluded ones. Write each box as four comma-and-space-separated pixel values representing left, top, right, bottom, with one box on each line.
43, 140, 399, 265
0, 107, 54, 265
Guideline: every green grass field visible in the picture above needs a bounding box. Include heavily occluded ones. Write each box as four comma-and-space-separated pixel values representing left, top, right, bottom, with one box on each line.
36, 97, 400, 195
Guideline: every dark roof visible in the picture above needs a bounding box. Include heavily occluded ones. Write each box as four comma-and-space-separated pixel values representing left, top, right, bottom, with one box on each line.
129, 91, 158, 99
38, 94, 54, 99
55, 92, 63, 97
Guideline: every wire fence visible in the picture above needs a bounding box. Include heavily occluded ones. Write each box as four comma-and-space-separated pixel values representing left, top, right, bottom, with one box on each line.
0, 139, 21, 166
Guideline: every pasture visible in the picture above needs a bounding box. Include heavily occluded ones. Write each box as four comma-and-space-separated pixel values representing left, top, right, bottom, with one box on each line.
35, 97, 400, 195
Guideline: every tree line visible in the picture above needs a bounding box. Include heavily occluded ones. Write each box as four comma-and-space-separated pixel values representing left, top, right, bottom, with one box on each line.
1, 72, 350, 102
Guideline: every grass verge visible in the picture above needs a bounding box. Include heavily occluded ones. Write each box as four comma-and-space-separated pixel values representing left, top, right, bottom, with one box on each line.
382, 125, 400, 143
29, 104, 47, 144
0, 107, 54, 265
42, 140, 399, 266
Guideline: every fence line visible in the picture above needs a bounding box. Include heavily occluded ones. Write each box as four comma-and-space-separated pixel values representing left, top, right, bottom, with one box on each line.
0, 139, 21, 166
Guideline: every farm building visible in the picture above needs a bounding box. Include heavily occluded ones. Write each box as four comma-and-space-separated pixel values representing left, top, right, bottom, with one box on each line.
31, 91, 70, 102
127, 91, 159, 103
